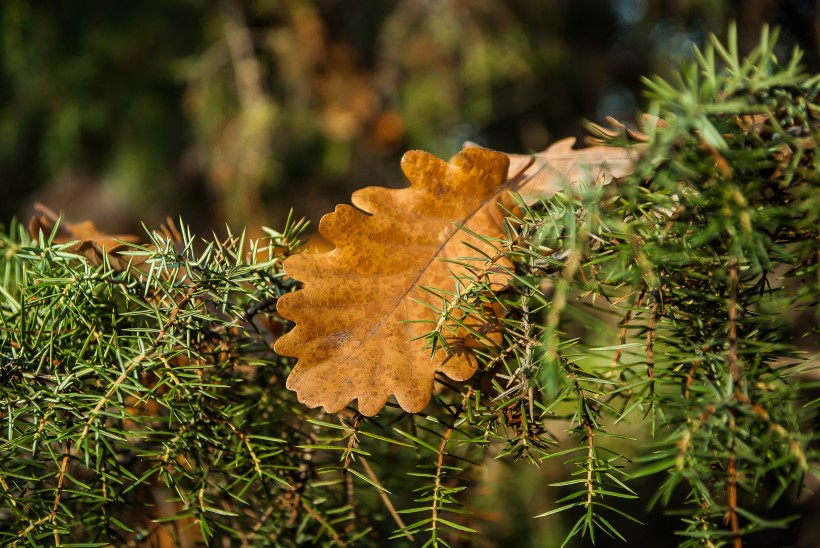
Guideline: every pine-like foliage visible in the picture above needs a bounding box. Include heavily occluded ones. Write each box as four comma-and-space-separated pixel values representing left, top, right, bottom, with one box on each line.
1, 26, 818, 547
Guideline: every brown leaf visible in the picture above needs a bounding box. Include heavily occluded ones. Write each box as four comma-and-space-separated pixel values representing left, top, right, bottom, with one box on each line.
276, 140, 637, 415
28, 205, 189, 272
276, 149, 511, 415
29, 203, 140, 268
496, 137, 636, 204
29, 203, 138, 248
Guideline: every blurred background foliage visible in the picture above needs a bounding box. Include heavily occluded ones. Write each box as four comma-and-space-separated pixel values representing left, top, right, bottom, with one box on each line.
1, 0, 817, 236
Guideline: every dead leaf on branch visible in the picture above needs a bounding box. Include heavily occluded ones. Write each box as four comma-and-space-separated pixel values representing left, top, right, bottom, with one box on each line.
29, 203, 139, 249
28, 204, 188, 271
29, 203, 141, 269
275, 140, 637, 416
275, 148, 513, 415
501, 137, 635, 203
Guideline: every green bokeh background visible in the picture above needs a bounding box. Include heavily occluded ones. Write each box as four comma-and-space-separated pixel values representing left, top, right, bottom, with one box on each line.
2, 0, 816, 235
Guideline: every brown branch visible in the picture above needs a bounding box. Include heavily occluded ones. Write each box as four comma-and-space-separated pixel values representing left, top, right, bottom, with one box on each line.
684, 357, 702, 399
360, 458, 415, 542
339, 415, 363, 532
495, 283, 539, 403
726, 452, 741, 548
51, 439, 71, 545
727, 262, 742, 386
432, 387, 474, 538
340, 414, 415, 540
431, 248, 509, 340
286, 416, 323, 525
733, 390, 808, 469
646, 300, 658, 399
13, 439, 71, 547
557, 354, 601, 509
724, 261, 750, 547
611, 286, 646, 369
432, 423, 456, 536
13, 287, 196, 544
222, 418, 264, 480
585, 424, 596, 506
77, 287, 196, 449
301, 499, 346, 546
0, 475, 17, 508
342, 415, 362, 471
726, 414, 742, 548
245, 504, 274, 545
344, 472, 355, 534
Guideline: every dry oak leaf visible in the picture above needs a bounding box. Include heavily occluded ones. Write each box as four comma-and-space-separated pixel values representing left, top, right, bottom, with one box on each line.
276, 141, 636, 416
29, 203, 140, 268
28, 204, 189, 271
502, 137, 638, 200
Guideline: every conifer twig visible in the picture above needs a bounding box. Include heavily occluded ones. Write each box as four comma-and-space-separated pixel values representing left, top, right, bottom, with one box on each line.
75, 286, 197, 450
